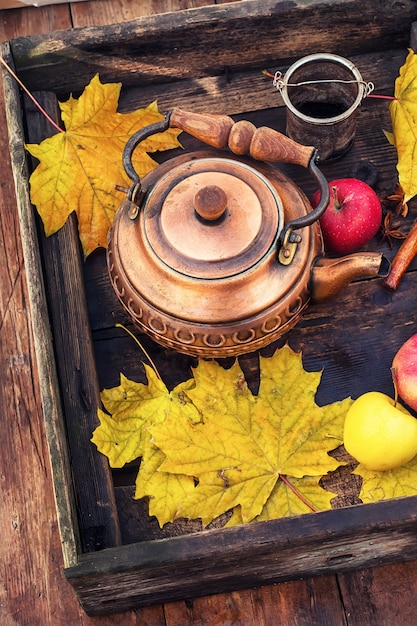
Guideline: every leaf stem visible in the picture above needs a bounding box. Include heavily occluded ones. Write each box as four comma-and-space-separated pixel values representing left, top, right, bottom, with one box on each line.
366, 94, 396, 101
391, 366, 399, 408
116, 323, 162, 380
332, 185, 341, 211
0, 54, 64, 134
278, 473, 319, 512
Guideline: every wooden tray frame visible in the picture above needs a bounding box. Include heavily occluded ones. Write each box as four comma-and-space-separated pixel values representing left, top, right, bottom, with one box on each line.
4, 0, 417, 616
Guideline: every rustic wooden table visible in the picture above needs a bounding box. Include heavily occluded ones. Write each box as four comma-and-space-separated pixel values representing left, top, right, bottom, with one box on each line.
3, 1, 417, 624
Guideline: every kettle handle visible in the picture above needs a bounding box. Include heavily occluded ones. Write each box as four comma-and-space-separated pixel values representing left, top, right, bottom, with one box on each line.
122, 108, 330, 244
167, 108, 317, 168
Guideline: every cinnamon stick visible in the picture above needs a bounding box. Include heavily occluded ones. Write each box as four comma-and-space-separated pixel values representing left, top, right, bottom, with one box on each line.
383, 218, 417, 289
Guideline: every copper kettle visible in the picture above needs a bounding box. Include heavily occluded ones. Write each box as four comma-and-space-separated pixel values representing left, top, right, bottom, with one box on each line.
107, 108, 388, 358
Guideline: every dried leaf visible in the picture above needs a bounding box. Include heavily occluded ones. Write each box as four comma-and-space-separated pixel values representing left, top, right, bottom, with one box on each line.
26, 74, 181, 256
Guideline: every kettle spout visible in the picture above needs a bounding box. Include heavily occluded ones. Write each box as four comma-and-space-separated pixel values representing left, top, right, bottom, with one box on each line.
311, 253, 390, 303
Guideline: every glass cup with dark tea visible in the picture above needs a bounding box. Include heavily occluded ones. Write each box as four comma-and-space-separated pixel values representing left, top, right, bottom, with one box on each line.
276, 53, 372, 161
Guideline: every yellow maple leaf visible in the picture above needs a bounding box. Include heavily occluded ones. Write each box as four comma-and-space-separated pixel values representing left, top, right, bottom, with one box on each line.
354, 455, 417, 503
93, 345, 352, 528
134, 429, 195, 528
26, 74, 181, 256
387, 49, 417, 202
149, 346, 352, 526
226, 475, 336, 526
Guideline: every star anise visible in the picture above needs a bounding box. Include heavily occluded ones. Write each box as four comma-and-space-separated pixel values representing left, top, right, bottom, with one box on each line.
382, 183, 408, 217
380, 210, 407, 247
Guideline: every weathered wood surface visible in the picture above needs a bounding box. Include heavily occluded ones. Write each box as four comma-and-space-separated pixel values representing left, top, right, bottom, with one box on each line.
9, 0, 417, 95
3, 0, 417, 624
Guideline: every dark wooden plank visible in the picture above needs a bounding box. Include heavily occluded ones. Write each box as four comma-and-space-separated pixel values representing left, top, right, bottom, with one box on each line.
23, 91, 122, 553
116, 48, 405, 117
9, 0, 417, 95
65, 496, 417, 615
115, 485, 198, 543
0, 52, 76, 626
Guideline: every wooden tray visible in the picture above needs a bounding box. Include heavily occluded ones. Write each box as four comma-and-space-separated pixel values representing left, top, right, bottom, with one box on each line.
4, 0, 417, 616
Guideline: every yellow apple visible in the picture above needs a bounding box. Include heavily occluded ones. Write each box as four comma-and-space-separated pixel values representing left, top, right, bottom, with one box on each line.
344, 391, 417, 471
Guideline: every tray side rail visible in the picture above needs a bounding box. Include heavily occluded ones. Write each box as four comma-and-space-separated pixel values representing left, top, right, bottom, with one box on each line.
8, 0, 417, 95
6, 58, 123, 555
1, 41, 81, 568
24, 88, 123, 554
65, 496, 417, 616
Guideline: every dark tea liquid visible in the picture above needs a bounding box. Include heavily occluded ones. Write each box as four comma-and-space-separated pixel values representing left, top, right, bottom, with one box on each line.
296, 101, 347, 118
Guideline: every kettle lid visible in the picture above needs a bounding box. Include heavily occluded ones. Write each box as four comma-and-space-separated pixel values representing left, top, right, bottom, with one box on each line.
142, 155, 284, 279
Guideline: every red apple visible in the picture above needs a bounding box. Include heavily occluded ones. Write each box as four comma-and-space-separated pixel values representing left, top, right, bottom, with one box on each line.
311, 178, 382, 254
392, 334, 417, 412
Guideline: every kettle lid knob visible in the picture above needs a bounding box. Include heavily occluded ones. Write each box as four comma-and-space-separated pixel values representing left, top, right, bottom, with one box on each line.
194, 185, 228, 221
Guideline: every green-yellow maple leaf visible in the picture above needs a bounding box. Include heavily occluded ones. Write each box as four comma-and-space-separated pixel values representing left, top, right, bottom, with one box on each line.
253, 475, 336, 521
91, 365, 200, 526
386, 49, 417, 202
91, 366, 199, 468
149, 346, 352, 526
92, 366, 199, 526
354, 454, 417, 503
26, 74, 181, 256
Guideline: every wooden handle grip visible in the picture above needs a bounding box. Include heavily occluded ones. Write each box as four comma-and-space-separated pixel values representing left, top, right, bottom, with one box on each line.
248, 126, 315, 168
169, 108, 235, 149
169, 109, 316, 168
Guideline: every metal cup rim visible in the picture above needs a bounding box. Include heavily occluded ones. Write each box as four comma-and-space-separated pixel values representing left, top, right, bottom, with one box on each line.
280, 52, 366, 125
